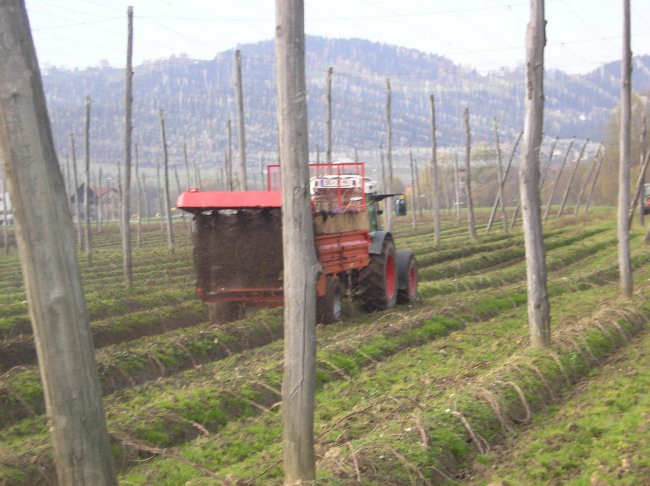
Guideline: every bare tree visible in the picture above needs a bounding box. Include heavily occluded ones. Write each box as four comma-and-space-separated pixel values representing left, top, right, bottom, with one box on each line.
464, 108, 477, 240
430, 95, 441, 244
275, 0, 319, 482
159, 110, 174, 253
0, 2, 117, 483
234, 49, 248, 190
122, 5, 134, 289
619, 0, 633, 296
520, 0, 550, 347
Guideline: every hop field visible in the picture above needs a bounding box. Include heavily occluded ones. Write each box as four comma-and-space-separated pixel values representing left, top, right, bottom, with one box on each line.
0, 212, 648, 485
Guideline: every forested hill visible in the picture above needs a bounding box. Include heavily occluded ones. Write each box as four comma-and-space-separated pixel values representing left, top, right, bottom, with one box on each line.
41, 36, 650, 170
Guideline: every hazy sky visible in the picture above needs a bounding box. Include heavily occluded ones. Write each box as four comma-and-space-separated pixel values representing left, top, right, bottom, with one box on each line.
25, 0, 650, 75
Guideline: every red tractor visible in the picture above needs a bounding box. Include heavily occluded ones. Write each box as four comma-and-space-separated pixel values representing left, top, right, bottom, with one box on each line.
177, 162, 417, 323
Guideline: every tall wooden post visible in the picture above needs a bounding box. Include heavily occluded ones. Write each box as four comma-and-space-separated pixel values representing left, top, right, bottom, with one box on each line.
629, 121, 649, 226
521, 0, 550, 347
226, 119, 233, 190
0, 2, 117, 483
493, 118, 508, 233
70, 133, 82, 248
585, 147, 604, 214
1, 176, 8, 254
156, 159, 163, 233
543, 137, 575, 221
326, 66, 333, 163
557, 138, 588, 217
159, 110, 174, 253
84, 95, 92, 264
575, 150, 600, 215
135, 143, 142, 247
385, 78, 393, 231
454, 153, 461, 221
275, 0, 319, 482
464, 108, 477, 240
619, 0, 633, 296
183, 141, 192, 188
430, 95, 441, 244
409, 150, 416, 228
487, 130, 522, 231
234, 49, 248, 190
122, 5, 134, 289
142, 172, 151, 224
638, 112, 647, 226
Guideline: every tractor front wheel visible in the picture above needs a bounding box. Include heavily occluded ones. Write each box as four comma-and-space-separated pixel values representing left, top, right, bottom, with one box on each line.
358, 237, 397, 311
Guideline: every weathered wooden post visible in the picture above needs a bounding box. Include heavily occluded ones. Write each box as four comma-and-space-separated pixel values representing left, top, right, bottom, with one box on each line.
543, 137, 575, 221
84, 95, 92, 264
464, 108, 477, 240
575, 150, 600, 215
70, 132, 83, 248
619, 0, 632, 296
486, 130, 522, 231
454, 153, 461, 220
135, 143, 142, 247
159, 110, 174, 253
386, 78, 393, 232
430, 95, 441, 244
275, 0, 319, 481
234, 49, 248, 190
226, 119, 233, 191
557, 138, 589, 217
0, 1, 117, 483
493, 118, 508, 233
326, 66, 333, 163
122, 5, 134, 289
409, 150, 416, 228
638, 112, 647, 226
585, 146, 604, 214
1, 176, 8, 254
520, 0, 550, 347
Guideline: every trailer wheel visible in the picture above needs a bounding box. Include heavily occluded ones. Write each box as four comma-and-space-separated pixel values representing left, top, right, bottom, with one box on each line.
358, 237, 397, 311
396, 250, 418, 304
208, 302, 244, 324
317, 276, 343, 324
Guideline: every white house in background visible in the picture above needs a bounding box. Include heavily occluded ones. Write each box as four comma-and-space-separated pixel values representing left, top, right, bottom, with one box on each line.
0, 191, 13, 225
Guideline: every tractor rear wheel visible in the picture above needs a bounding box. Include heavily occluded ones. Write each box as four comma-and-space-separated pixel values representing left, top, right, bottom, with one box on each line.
317, 276, 343, 324
358, 237, 397, 311
396, 250, 418, 304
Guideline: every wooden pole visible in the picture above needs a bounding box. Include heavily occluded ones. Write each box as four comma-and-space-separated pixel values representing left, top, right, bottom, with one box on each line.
159, 110, 174, 252
135, 142, 142, 247
543, 137, 575, 221
275, 0, 318, 481
415, 158, 424, 218
326, 66, 333, 163
575, 150, 600, 215
226, 119, 233, 191
234, 49, 248, 190
521, 0, 550, 347
409, 150, 416, 228
638, 111, 647, 226
0, 2, 117, 482
493, 118, 508, 233
464, 108, 477, 240
183, 140, 192, 187
156, 159, 163, 233
585, 147, 604, 214
557, 138, 589, 217
629, 124, 649, 227
619, 0, 632, 296
84, 95, 92, 264
454, 153, 461, 221
430, 95, 441, 244
122, 5, 133, 289
385, 78, 393, 232
142, 172, 151, 224
1, 176, 8, 254
70, 133, 82, 249
486, 130, 523, 231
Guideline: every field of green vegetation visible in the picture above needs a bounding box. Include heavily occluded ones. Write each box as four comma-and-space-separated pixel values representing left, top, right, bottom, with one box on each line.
1, 211, 649, 485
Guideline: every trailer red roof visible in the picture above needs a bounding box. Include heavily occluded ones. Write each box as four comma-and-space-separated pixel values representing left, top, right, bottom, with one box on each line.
177, 190, 282, 210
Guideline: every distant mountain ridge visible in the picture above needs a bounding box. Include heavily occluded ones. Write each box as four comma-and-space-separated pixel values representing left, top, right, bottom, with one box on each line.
41, 35, 650, 172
